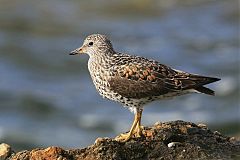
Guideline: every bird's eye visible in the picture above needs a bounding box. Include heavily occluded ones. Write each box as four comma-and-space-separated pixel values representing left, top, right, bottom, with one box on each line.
88, 42, 93, 46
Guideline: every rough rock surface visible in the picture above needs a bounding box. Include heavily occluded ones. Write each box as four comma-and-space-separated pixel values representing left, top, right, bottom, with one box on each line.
6, 121, 240, 160
0, 143, 12, 160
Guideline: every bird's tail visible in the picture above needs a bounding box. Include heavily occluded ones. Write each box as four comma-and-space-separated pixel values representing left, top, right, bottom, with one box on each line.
191, 76, 220, 96
195, 86, 215, 96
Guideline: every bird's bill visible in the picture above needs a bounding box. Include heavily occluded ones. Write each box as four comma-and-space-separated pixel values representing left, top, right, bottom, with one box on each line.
69, 46, 84, 55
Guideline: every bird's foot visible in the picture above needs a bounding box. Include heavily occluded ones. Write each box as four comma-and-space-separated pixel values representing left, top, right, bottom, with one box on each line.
115, 132, 132, 142
115, 125, 144, 142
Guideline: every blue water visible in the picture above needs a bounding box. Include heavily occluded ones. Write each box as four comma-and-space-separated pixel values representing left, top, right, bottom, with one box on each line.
0, 0, 239, 151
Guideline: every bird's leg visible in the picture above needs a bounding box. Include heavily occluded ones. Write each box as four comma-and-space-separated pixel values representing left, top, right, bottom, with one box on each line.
115, 112, 138, 142
115, 108, 143, 142
135, 108, 143, 137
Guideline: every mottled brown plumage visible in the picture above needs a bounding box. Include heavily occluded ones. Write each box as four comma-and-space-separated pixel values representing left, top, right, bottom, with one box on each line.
70, 34, 220, 142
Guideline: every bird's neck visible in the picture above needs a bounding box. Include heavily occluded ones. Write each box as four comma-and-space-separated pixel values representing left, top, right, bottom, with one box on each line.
89, 49, 116, 65
88, 50, 116, 80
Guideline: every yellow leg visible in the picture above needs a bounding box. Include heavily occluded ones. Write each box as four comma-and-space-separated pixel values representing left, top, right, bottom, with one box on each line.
135, 109, 143, 137
115, 109, 143, 142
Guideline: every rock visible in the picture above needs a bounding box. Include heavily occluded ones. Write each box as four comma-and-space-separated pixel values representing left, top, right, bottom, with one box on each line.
0, 143, 12, 160
7, 121, 240, 160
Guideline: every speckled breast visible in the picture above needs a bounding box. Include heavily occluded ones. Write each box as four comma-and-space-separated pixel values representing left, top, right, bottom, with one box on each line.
88, 59, 116, 99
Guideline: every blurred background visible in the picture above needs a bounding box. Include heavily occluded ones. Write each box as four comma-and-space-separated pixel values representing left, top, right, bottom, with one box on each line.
0, 0, 239, 151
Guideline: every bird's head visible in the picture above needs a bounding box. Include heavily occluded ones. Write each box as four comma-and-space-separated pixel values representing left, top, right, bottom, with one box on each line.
70, 34, 114, 57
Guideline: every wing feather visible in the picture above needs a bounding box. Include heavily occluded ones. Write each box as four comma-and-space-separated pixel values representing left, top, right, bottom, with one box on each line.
107, 54, 220, 98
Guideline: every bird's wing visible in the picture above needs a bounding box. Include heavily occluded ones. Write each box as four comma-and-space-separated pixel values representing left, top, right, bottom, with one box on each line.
107, 54, 219, 99
107, 55, 181, 99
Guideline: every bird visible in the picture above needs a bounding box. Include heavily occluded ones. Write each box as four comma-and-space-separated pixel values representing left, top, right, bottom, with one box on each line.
69, 34, 220, 142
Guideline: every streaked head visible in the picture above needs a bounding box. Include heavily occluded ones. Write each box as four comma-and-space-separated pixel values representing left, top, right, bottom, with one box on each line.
70, 34, 114, 57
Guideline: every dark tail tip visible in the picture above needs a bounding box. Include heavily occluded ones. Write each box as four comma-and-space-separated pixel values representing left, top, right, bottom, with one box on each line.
194, 76, 220, 96
195, 86, 215, 96
208, 77, 221, 83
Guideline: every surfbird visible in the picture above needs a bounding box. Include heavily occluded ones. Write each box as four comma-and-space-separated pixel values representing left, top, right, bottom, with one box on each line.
70, 34, 220, 142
